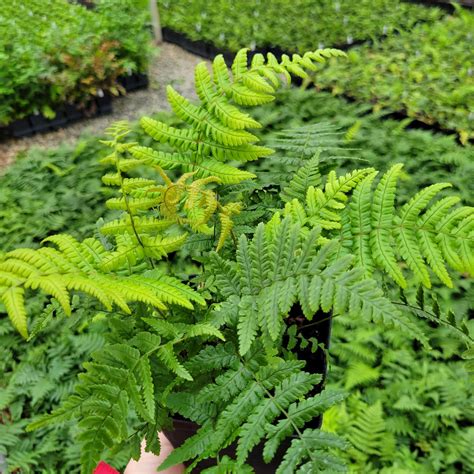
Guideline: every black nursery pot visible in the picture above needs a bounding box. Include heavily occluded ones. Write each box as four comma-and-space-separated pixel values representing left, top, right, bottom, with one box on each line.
8, 118, 33, 138
164, 306, 332, 472
95, 93, 113, 115
76, 0, 95, 9
164, 419, 292, 473
118, 72, 149, 92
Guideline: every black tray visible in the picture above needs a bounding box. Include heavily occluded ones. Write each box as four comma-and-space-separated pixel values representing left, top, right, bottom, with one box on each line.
2, 94, 112, 139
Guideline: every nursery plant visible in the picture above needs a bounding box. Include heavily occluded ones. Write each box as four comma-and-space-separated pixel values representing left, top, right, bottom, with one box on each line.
314, 5, 474, 142
158, 0, 441, 52
1, 91, 472, 473
0, 0, 152, 126
1, 48, 473, 473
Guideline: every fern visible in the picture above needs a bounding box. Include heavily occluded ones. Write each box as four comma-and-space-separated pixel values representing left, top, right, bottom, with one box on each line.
270, 123, 348, 166
2, 47, 472, 474
133, 48, 345, 181
283, 163, 473, 288
345, 400, 394, 461
209, 215, 424, 355
28, 311, 224, 474
327, 306, 473, 472
0, 235, 204, 337
160, 351, 346, 472
281, 155, 322, 203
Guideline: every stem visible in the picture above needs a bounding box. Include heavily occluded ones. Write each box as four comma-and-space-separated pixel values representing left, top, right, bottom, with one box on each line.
298, 312, 340, 331
251, 367, 317, 465
392, 301, 474, 344
115, 142, 155, 269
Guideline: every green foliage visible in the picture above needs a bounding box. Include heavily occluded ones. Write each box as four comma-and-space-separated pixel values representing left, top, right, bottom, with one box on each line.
0, 49, 472, 474
162, 350, 347, 472
27, 309, 225, 473
0, 136, 113, 473
158, 0, 441, 51
0, 138, 107, 249
325, 310, 474, 472
1, 48, 356, 473
281, 162, 473, 290
251, 88, 473, 207
0, 232, 204, 337
0, 0, 152, 125
209, 215, 420, 355
0, 303, 137, 474
314, 7, 474, 141
131, 47, 344, 184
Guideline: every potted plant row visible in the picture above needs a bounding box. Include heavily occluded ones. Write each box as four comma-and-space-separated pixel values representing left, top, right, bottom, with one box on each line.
0, 0, 152, 139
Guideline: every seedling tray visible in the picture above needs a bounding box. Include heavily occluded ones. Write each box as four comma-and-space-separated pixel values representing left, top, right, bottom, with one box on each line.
0, 71, 148, 140
2, 94, 113, 139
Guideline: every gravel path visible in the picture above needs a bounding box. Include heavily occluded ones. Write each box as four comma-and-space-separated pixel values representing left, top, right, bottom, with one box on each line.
0, 43, 206, 172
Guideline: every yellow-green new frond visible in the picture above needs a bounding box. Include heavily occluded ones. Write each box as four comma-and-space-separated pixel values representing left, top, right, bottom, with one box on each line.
105, 194, 163, 213
100, 216, 175, 236
138, 48, 344, 181
140, 117, 199, 152
43, 235, 106, 272
0, 235, 202, 337
1, 287, 28, 338
167, 85, 258, 146
216, 202, 242, 252
196, 61, 261, 130
140, 234, 189, 260
130, 146, 255, 184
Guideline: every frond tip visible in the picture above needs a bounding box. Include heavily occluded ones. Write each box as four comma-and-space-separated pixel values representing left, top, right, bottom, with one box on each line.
135, 47, 344, 185
0, 235, 204, 338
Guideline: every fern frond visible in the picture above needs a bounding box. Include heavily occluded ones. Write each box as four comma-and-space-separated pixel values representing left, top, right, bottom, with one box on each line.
264, 389, 347, 463
1, 287, 28, 338
130, 146, 256, 184
304, 168, 376, 230
344, 361, 380, 390
167, 86, 258, 146
395, 183, 452, 288
161, 356, 345, 472
281, 155, 322, 203
197, 62, 258, 130
136, 47, 345, 195
284, 160, 473, 288
209, 216, 416, 354
140, 117, 199, 152
346, 172, 379, 275
100, 216, 175, 236
370, 164, 407, 287
236, 371, 321, 463
276, 429, 347, 473
345, 400, 392, 458
216, 202, 242, 252
0, 235, 202, 337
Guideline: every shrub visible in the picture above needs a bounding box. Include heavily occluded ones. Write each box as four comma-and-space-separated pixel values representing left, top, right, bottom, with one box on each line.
0, 0, 152, 125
